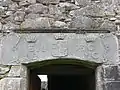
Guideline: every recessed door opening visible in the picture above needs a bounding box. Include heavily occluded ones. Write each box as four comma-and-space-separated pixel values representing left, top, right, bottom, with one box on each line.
29, 60, 96, 90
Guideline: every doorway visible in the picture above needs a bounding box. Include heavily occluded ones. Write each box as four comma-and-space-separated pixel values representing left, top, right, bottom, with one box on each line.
29, 60, 97, 90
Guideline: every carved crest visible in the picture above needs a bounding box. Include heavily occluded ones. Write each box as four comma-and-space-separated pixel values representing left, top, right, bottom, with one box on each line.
52, 40, 68, 57
54, 33, 66, 40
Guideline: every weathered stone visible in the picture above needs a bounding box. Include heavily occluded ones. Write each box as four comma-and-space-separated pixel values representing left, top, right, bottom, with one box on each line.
59, 2, 80, 10
99, 20, 116, 31
75, 0, 90, 7
7, 65, 27, 78
19, 0, 30, 6
0, 65, 10, 75
53, 21, 67, 28
21, 17, 51, 29
104, 5, 115, 16
104, 81, 120, 90
103, 65, 119, 81
8, 2, 18, 11
115, 15, 120, 20
101, 0, 113, 5
26, 3, 48, 14
37, 0, 60, 4
1, 33, 118, 65
25, 13, 39, 19
27, 0, 36, 4
0, 0, 13, 7
115, 20, 120, 25
114, 5, 120, 15
0, 6, 5, 16
0, 22, 2, 30
7, 66, 21, 77
3, 22, 20, 31
19, 0, 36, 5
5, 11, 14, 17
14, 11, 25, 22
0, 78, 22, 90
70, 16, 93, 29
71, 4, 105, 17
49, 4, 61, 15
109, 17, 116, 21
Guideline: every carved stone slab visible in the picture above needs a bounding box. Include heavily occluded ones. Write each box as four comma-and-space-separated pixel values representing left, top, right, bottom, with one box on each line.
0, 33, 119, 65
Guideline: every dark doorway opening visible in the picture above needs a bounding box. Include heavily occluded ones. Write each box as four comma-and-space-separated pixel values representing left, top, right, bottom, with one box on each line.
48, 74, 95, 90
28, 60, 96, 90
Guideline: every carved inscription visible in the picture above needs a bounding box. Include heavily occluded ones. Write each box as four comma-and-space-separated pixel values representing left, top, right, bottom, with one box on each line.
52, 40, 68, 57
76, 41, 100, 59
26, 35, 38, 60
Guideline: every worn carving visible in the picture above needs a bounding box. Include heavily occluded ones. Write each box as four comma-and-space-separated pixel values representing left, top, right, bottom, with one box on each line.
52, 40, 68, 57
54, 33, 66, 40
0, 33, 118, 65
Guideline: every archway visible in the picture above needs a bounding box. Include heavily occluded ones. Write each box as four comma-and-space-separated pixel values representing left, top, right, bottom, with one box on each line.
27, 59, 99, 90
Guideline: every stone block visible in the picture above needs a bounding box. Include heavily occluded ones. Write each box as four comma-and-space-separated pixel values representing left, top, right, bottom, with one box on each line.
26, 3, 48, 14
104, 81, 120, 90
103, 65, 119, 81
7, 65, 28, 78
0, 78, 21, 90
21, 17, 51, 29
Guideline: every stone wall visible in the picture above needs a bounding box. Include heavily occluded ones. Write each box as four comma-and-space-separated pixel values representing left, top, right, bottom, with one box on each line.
0, 0, 120, 31
0, 0, 120, 90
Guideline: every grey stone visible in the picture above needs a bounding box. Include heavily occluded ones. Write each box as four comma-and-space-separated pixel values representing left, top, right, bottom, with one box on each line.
0, 65, 10, 75
49, 4, 61, 15
104, 81, 120, 90
0, 0, 13, 7
103, 65, 119, 81
59, 2, 80, 10
8, 2, 18, 11
21, 17, 51, 29
27, 0, 36, 4
5, 11, 14, 17
7, 66, 21, 77
115, 20, 120, 25
0, 78, 22, 90
7, 65, 27, 78
53, 21, 67, 28
104, 5, 115, 16
0, 22, 2, 30
26, 3, 48, 14
115, 15, 120, 20
0, 6, 5, 16
19, 0, 30, 6
75, 0, 90, 7
3, 22, 20, 31
25, 13, 40, 19
1, 33, 118, 65
71, 4, 105, 17
101, 0, 113, 5
37, 0, 60, 4
99, 20, 116, 31
70, 16, 93, 29
14, 11, 25, 22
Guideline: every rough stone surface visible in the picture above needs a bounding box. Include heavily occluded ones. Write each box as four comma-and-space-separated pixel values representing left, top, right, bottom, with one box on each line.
0, 0, 120, 90
26, 3, 48, 14
21, 17, 51, 29
0, 0, 118, 30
